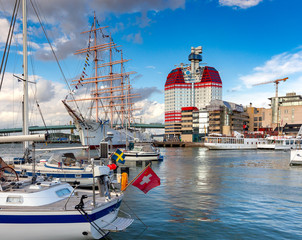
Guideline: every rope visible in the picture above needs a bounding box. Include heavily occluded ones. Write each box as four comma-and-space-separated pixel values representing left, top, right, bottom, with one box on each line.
29, 0, 86, 122
0, 0, 20, 91
122, 200, 148, 228
75, 200, 110, 240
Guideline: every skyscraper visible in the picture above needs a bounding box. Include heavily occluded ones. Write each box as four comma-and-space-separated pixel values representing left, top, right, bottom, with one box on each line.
164, 46, 222, 139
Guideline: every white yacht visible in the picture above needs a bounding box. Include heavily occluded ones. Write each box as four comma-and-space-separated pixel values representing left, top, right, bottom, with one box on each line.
290, 148, 302, 166
0, 135, 133, 240
13, 152, 95, 187
124, 143, 161, 161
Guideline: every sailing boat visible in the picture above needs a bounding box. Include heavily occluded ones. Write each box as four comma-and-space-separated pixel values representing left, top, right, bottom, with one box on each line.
0, 1, 133, 239
63, 14, 151, 149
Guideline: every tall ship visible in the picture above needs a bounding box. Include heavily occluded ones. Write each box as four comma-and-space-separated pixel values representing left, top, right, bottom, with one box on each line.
63, 14, 150, 148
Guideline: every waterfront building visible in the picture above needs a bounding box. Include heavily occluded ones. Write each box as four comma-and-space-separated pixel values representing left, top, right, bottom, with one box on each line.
181, 107, 199, 142
270, 92, 302, 128
199, 110, 209, 136
246, 103, 272, 131
206, 100, 248, 135
246, 93, 302, 134
164, 46, 222, 140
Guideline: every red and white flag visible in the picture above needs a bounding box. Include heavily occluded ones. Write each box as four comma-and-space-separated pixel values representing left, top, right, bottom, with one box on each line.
132, 166, 160, 194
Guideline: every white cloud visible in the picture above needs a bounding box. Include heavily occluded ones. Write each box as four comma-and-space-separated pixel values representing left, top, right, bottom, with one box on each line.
240, 50, 302, 88
0, 18, 10, 43
224, 49, 302, 108
224, 91, 272, 108
219, 0, 263, 9
133, 99, 164, 124
146, 65, 156, 69
0, 0, 186, 60
0, 72, 70, 128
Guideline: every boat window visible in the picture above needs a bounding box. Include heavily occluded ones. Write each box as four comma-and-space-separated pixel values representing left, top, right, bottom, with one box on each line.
6, 195, 23, 204
48, 154, 61, 165
56, 188, 71, 197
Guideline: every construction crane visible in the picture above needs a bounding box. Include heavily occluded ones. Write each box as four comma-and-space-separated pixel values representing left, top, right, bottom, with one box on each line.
253, 77, 288, 135
252, 77, 288, 97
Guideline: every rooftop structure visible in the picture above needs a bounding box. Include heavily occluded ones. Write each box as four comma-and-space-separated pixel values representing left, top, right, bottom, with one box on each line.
164, 46, 222, 139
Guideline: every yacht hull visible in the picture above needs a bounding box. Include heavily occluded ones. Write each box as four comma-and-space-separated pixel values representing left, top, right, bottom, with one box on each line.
124, 153, 160, 161
0, 199, 121, 240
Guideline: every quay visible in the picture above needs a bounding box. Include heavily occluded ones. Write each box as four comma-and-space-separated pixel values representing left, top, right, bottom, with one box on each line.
153, 141, 204, 147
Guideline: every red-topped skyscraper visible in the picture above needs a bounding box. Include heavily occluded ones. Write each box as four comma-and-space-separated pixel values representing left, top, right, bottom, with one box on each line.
164, 46, 222, 140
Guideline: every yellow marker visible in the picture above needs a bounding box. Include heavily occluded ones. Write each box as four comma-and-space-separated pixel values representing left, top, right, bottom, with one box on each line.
121, 172, 128, 191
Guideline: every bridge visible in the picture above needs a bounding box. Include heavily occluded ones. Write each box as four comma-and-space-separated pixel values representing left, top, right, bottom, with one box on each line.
0, 123, 164, 134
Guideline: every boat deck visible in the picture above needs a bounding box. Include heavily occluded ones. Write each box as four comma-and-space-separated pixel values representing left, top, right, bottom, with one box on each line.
0, 183, 121, 212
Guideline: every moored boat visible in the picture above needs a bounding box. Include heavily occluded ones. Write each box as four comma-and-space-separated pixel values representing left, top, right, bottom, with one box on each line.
13, 152, 95, 187
124, 143, 161, 161
289, 148, 302, 166
257, 136, 302, 150
204, 135, 266, 150
0, 2, 133, 238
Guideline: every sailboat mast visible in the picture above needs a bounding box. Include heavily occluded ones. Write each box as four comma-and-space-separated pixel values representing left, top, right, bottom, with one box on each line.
109, 36, 113, 128
121, 50, 124, 126
93, 13, 99, 121
22, 0, 29, 150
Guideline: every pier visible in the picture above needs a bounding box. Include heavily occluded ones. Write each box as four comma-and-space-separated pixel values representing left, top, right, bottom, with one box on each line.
153, 141, 204, 147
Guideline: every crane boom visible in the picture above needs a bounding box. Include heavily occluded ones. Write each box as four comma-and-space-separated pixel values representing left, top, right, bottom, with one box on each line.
252, 77, 288, 97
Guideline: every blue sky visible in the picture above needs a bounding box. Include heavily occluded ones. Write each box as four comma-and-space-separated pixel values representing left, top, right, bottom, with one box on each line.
0, 0, 302, 128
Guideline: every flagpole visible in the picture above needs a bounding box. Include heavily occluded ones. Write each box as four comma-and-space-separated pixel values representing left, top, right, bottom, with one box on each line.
122, 163, 151, 192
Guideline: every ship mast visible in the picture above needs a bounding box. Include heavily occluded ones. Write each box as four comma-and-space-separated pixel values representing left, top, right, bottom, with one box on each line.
22, 0, 29, 151
71, 16, 140, 128
93, 12, 99, 121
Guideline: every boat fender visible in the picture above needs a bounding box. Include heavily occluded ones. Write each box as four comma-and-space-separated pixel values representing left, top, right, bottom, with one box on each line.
121, 172, 128, 191
107, 163, 117, 170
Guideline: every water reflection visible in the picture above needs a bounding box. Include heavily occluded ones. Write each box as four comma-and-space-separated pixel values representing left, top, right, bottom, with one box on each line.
2, 144, 302, 239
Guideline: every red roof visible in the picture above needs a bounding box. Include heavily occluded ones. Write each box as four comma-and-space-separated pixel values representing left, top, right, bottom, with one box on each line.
165, 66, 222, 87
181, 106, 199, 111
165, 68, 185, 87
200, 66, 222, 84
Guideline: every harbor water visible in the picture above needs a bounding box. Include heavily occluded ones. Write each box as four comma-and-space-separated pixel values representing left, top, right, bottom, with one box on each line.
1, 144, 302, 239
112, 147, 302, 240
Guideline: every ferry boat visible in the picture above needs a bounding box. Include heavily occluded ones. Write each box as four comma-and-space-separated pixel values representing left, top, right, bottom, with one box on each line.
204, 133, 266, 150
257, 136, 302, 150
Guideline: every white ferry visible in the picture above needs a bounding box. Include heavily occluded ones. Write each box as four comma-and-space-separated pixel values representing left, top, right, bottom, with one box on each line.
257, 136, 302, 150
204, 135, 266, 150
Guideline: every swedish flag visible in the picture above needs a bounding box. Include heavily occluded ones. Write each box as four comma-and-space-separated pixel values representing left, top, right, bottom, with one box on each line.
112, 149, 125, 164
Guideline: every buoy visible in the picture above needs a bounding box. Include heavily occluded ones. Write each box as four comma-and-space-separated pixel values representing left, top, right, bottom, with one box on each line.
121, 172, 128, 191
